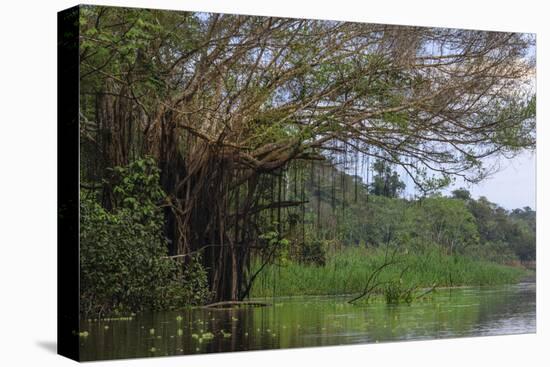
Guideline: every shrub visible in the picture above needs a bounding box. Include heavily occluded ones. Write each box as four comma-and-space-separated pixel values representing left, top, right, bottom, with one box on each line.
79, 157, 210, 317
298, 238, 327, 266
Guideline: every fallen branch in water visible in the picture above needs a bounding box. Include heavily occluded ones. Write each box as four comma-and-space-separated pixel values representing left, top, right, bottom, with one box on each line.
348, 246, 400, 304
201, 300, 271, 309
415, 284, 438, 300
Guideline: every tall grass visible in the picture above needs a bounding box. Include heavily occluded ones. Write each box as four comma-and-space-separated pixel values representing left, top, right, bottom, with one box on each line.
249, 247, 527, 298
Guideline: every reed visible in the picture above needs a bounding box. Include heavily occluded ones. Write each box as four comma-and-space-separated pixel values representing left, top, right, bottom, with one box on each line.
249, 247, 528, 298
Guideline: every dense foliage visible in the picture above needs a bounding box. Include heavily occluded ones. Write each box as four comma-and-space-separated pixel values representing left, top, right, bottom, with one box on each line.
80, 158, 210, 317
463, 196, 536, 262
294, 161, 535, 266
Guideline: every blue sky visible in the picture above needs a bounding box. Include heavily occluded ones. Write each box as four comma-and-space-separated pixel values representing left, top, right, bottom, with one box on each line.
444, 151, 536, 210
393, 151, 536, 210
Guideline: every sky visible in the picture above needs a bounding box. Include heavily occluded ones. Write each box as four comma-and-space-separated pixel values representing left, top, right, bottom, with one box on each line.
443, 151, 537, 210
397, 151, 537, 210
348, 149, 536, 211
397, 151, 536, 210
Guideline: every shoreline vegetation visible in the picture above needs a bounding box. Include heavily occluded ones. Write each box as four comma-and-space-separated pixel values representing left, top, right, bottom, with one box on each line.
79, 158, 535, 317
79, 157, 535, 317
249, 247, 530, 301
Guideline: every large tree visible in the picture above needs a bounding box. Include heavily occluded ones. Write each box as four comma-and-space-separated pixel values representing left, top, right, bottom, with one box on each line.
79, 6, 535, 301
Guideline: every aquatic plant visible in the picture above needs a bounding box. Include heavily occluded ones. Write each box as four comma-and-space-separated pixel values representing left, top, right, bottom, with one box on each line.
250, 247, 527, 298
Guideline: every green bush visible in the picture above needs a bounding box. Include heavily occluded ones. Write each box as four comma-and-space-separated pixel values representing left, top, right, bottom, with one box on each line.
80, 157, 210, 317
298, 238, 327, 266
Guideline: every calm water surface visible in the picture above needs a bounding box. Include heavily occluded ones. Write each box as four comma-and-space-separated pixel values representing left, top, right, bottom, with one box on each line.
79, 281, 535, 361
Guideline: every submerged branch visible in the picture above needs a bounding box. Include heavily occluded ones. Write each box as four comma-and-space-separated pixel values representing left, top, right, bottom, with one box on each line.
201, 300, 271, 309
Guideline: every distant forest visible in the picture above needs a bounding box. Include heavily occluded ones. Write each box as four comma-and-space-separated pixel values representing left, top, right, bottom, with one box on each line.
300, 159, 535, 265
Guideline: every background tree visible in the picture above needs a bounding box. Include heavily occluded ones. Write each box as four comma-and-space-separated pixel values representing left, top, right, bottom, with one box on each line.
452, 188, 472, 201
369, 159, 406, 198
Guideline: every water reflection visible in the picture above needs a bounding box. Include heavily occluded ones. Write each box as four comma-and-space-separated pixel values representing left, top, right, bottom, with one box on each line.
79, 282, 535, 361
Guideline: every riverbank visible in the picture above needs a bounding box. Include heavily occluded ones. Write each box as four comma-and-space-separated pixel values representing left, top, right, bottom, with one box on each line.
250, 247, 529, 299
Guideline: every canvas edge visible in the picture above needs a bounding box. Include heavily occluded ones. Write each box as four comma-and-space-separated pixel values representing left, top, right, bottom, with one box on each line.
57, 4, 81, 362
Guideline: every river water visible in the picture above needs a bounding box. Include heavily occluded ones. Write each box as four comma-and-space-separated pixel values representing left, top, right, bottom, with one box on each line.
79, 281, 535, 361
